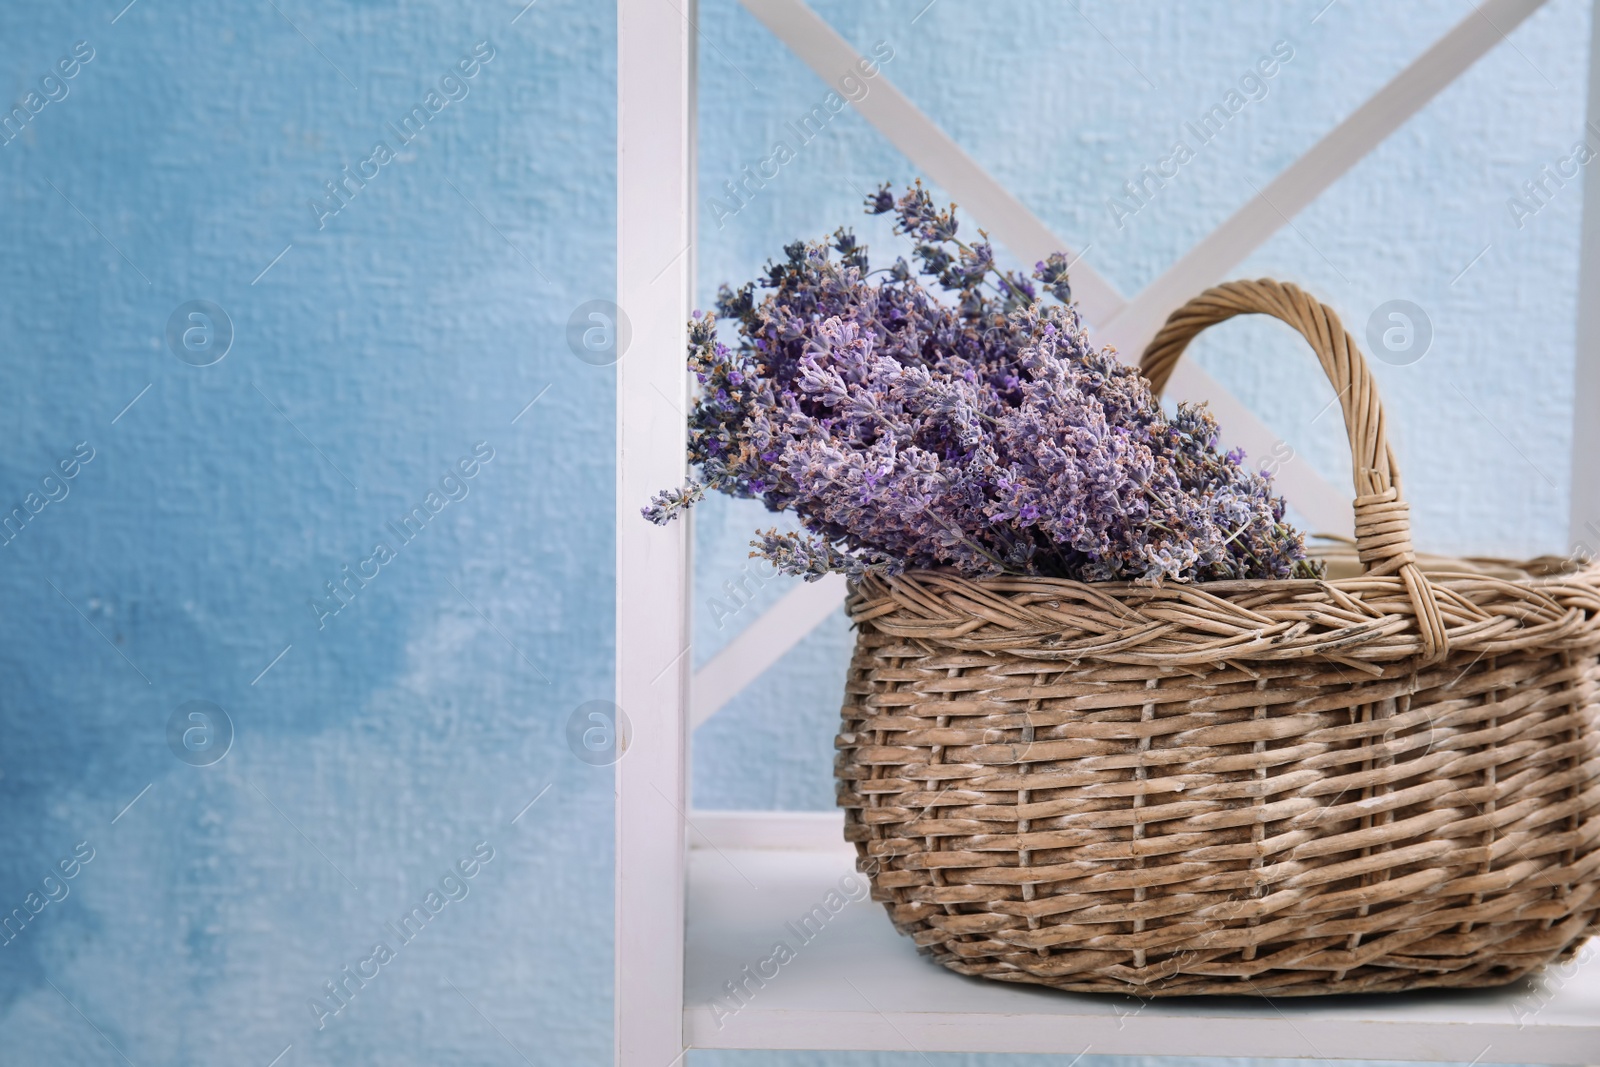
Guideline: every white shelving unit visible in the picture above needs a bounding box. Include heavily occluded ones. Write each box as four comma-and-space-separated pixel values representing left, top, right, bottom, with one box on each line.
616, 0, 1600, 1062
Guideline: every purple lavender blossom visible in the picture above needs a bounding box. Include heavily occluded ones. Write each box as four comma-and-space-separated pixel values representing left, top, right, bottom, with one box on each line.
644, 182, 1316, 584
640, 480, 704, 525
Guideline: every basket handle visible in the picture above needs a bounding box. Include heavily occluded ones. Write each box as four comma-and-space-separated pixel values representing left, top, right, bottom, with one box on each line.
1139, 278, 1448, 660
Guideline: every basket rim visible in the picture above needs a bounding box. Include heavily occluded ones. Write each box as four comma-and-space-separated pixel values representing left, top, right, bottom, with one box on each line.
844, 556, 1600, 669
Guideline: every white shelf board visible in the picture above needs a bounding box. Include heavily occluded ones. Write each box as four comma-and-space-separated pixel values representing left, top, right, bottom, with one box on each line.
684, 813, 1600, 1061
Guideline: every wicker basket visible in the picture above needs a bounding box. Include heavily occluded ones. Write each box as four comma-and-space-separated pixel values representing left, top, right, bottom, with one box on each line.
835, 279, 1600, 996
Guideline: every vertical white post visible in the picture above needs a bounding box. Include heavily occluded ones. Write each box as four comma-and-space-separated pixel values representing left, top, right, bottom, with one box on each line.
1573, 0, 1600, 552
617, 1, 694, 1064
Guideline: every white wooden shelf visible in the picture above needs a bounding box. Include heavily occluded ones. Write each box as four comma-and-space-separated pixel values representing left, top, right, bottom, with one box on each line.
618, 1, 1600, 1062
684, 812, 1600, 1062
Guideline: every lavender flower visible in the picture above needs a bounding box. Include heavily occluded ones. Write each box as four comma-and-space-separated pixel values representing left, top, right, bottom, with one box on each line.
641, 480, 705, 525
645, 182, 1317, 584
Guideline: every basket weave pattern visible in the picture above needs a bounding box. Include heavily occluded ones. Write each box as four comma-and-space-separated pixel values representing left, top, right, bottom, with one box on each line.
834, 280, 1600, 995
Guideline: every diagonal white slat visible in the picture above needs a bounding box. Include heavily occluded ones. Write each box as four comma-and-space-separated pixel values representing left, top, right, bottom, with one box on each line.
692, 0, 1549, 727
1097, 0, 1550, 362
738, 0, 1126, 323
1572, 0, 1600, 553
690, 572, 847, 729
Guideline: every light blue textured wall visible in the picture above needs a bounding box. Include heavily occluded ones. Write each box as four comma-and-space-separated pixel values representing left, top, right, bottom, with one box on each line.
0, 1, 614, 1063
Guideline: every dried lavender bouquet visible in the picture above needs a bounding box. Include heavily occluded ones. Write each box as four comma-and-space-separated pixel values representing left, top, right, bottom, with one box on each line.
645, 182, 1317, 585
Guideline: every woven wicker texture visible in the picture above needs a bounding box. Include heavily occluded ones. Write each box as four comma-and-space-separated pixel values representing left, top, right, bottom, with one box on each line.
835, 280, 1600, 996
